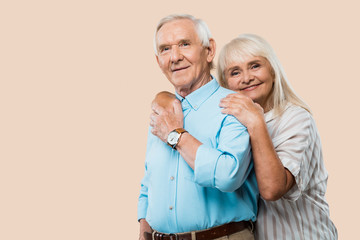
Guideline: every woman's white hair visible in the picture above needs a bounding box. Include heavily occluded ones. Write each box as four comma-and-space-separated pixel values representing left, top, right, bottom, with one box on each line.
217, 33, 310, 115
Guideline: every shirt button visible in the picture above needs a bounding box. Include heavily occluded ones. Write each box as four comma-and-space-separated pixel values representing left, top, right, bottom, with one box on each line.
170, 176, 174, 181
169, 206, 173, 210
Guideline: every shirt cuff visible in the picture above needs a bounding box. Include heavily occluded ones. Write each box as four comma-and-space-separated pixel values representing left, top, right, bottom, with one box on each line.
281, 159, 302, 201
194, 144, 222, 188
137, 198, 148, 221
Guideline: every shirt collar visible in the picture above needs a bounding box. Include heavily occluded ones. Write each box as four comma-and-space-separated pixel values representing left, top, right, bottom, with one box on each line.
264, 109, 275, 123
175, 76, 220, 111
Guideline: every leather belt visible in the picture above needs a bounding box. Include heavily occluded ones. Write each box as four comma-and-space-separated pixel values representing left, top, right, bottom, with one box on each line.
144, 221, 252, 240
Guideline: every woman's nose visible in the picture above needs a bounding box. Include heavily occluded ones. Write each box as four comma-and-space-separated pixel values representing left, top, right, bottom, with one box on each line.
242, 70, 254, 84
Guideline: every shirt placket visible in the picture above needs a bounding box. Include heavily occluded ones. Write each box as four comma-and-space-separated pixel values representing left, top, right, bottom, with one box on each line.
169, 99, 191, 231
167, 148, 178, 231
181, 99, 191, 119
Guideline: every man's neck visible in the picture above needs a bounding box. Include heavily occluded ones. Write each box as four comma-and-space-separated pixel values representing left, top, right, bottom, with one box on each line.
176, 73, 212, 98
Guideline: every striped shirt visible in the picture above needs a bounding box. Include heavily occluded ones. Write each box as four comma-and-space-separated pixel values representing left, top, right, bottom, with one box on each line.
255, 103, 338, 240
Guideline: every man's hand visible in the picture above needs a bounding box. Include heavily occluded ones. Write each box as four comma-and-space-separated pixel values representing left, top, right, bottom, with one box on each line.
139, 219, 151, 240
150, 98, 183, 142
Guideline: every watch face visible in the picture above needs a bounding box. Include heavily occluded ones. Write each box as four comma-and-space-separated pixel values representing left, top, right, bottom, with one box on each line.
167, 131, 179, 145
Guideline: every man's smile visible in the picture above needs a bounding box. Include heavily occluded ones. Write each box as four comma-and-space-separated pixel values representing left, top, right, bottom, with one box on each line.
171, 66, 190, 72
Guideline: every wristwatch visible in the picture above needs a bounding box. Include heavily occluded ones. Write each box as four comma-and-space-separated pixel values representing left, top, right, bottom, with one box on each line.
167, 128, 188, 149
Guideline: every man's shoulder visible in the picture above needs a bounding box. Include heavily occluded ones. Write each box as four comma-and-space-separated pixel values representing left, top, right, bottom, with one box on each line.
202, 85, 244, 124
217, 85, 236, 96
210, 85, 236, 101
201, 85, 234, 109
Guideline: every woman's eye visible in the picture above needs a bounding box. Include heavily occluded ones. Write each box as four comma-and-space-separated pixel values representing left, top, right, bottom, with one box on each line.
231, 71, 240, 76
251, 64, 260, 69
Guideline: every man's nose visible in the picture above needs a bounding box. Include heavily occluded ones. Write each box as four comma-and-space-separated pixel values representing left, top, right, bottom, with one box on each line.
170, 46, 183, 63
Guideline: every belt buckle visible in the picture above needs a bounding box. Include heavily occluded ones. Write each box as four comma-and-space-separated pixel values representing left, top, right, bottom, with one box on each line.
152, 231, 164, 240
169, 233, 178, 240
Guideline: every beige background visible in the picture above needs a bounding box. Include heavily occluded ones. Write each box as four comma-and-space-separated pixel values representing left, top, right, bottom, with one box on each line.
1, 0, 359, 239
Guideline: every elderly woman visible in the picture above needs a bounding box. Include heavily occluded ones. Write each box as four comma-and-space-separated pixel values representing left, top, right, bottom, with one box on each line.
151, 34, 337, 239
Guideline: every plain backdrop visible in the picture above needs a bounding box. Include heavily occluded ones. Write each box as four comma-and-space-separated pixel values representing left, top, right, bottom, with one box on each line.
1, 0, 359, 239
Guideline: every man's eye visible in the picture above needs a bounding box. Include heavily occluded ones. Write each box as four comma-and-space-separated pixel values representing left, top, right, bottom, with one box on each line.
180, 43, 190, 47
160, 47, 170, 53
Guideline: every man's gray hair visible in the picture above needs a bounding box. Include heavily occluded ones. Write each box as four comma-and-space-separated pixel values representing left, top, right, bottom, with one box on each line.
153, 14, 212, 56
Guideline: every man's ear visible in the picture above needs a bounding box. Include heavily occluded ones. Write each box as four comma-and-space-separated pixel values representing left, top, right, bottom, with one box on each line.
156, 55, 160, 66
206, 38, 216, 63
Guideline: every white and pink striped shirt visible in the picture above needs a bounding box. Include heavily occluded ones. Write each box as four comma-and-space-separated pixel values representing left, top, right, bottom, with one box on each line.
255, 104, 337, 240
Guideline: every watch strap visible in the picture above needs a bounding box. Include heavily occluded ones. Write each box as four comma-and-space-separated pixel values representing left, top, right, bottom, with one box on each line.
174, 128, 187, 134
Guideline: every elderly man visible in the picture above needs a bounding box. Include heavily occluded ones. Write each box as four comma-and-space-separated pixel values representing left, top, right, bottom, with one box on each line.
138, 14, 259, 240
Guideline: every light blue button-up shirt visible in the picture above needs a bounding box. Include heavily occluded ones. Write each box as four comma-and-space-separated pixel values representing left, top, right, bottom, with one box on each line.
138, 78, 258, 234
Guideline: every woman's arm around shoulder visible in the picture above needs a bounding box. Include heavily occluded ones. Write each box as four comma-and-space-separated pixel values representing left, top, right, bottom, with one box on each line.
220, 93, 295, 201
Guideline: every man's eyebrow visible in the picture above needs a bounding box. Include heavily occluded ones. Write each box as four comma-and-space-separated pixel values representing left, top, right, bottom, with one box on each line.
178, 39, 191, 44
158, 39, 192, 50
157, 44, 169, 50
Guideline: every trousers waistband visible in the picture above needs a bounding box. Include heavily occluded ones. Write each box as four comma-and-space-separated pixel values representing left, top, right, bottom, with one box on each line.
144, 221, 253, 240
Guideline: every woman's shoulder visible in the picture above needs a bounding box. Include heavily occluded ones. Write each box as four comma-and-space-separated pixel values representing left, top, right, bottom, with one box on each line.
269, 103, 319, 152
280, 103, 312, 122
271, 103, 316, 136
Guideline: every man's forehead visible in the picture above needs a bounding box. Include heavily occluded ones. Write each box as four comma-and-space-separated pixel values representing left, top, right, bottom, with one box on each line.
156, 19, 198, 44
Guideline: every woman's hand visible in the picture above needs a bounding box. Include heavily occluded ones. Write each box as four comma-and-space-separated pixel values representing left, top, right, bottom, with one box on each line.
150, 93, 183, 143
219, 93, 264, 132
151, 91, 177, 112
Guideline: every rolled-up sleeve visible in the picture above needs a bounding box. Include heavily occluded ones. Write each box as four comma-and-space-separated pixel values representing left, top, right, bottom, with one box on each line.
194, 115, 252, 192
275, 109, 317, 201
